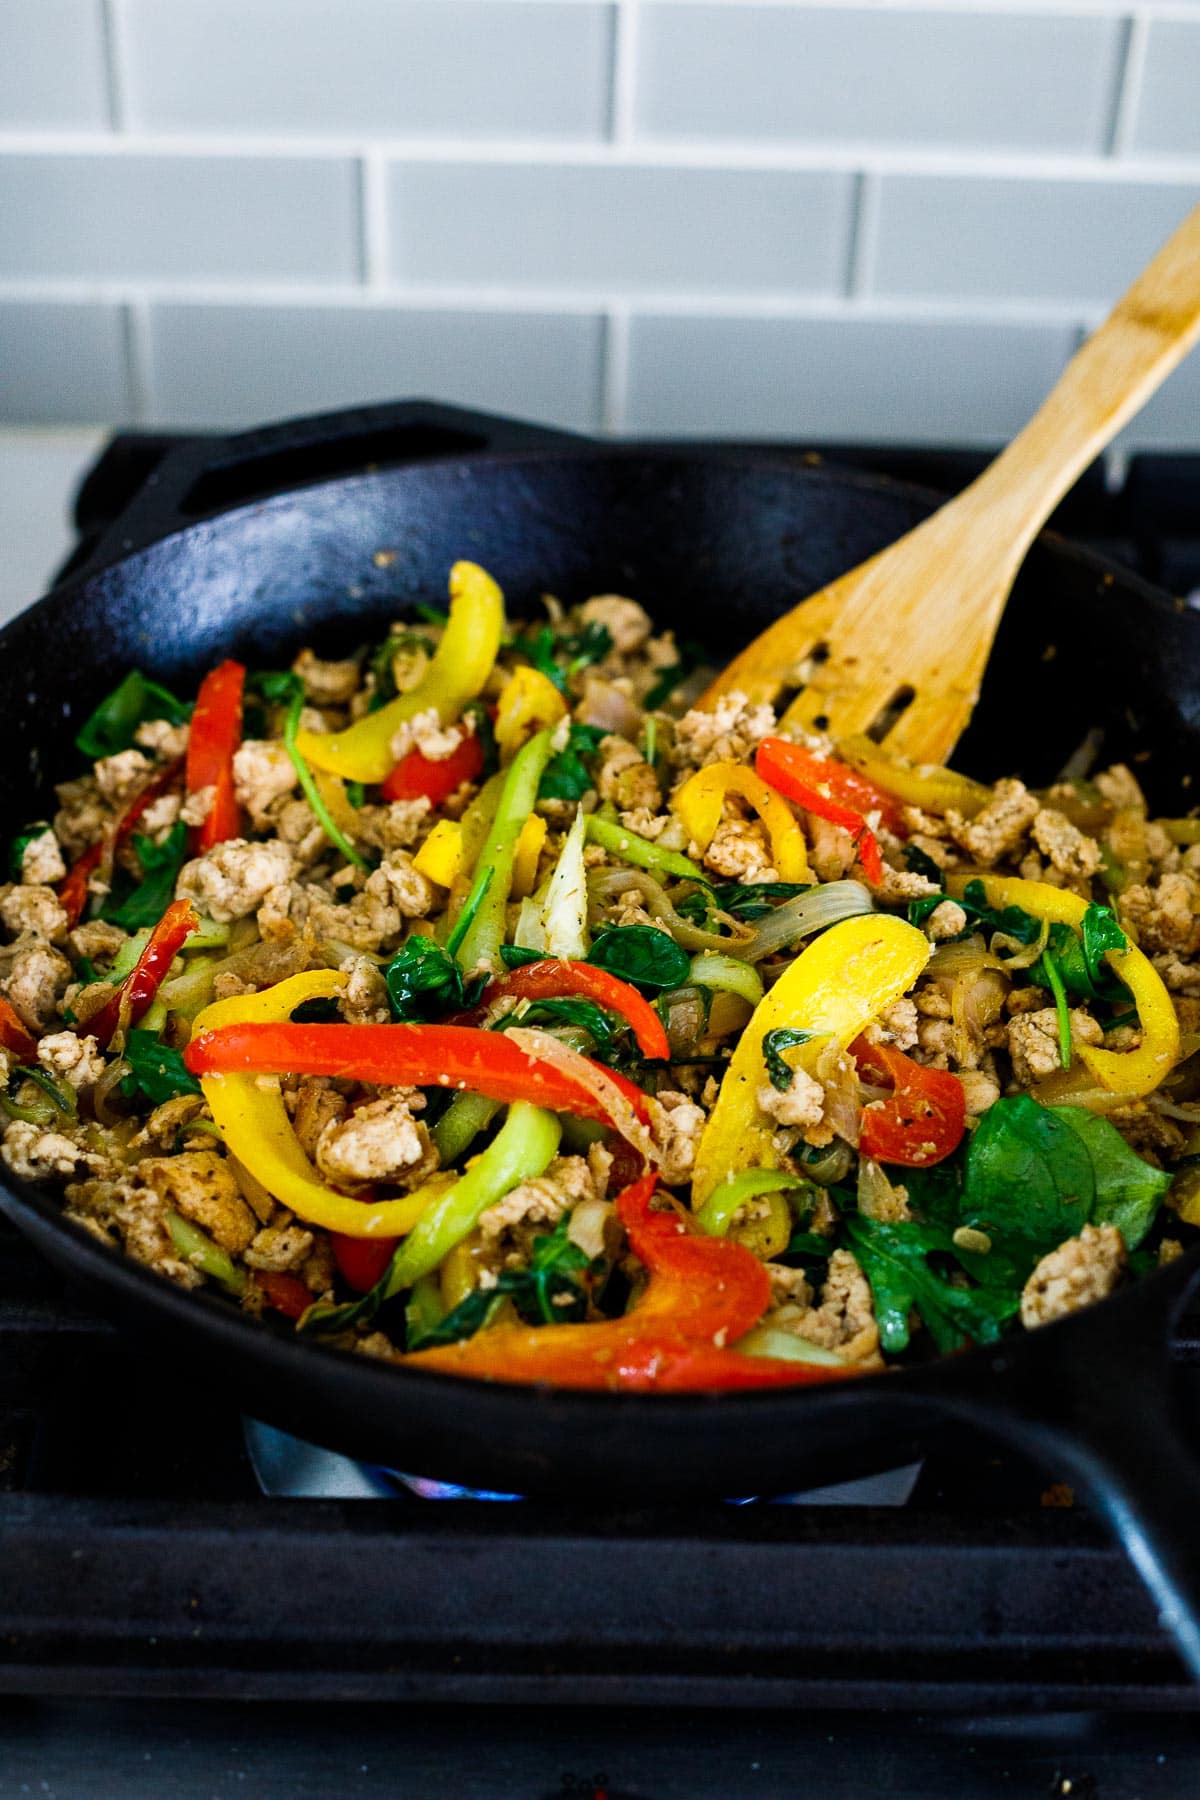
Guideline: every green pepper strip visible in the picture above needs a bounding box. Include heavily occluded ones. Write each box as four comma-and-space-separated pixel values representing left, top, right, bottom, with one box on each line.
695, 1168, 809, 1238
165, 1210, 247, 1296
284, 689, 371, 873
431, 1091, 501, 1164
454, 729, 555, 973
584, 814, 706, 884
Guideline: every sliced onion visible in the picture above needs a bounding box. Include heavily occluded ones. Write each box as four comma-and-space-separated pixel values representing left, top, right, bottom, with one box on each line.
951, 965, 1007, 1069
927, 934, 1007, 978
798, 1140, 853, 1186
857, 1156, 903, 1221
734, 1324, 845, 1367
689, 952, 765, 1010
586, 867, 748, 955
740, 881, 874, 964
815, 1041, 861, 1149
92, 1056, 132, 1126
1150, 1095, 1200, 1123
576, 676, 643, 739
503, 1026, 660, 1167
658, 985, 707, 1060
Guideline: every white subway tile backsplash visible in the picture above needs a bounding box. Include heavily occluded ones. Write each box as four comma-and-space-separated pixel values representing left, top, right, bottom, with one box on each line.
0, 155, 360, 284
873, 176, 1199, 303
142, 304, 604, 431
389, 163, 853, 293
636, 5, 1121, 152
122, 0, 613, 139
1129, 20, 1200, 158
0, 0, 108, 129
0, 302, 129, 423
624, 313, 1076, 444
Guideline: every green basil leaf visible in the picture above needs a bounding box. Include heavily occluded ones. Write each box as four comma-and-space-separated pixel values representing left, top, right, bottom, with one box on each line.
586, 924, 691, 992
514, 995, 618, 1050
384, 934, 484, 1022
709, 880, 814, 922
643, 639, 708, 711
99, 820, 189, 931
76, 670, 191, 760
246, 668, 303, 705
119, 1030, 202, 1105
844, 1215, 1019, 1355
499, 944, 546, 970
8, 822, 51, 881
762, 1027, 814, 1091
903, 845, 945, 885
538, 722, 606, 803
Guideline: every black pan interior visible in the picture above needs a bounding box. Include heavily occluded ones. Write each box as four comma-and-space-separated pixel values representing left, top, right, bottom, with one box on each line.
1, 444, 1197, 1500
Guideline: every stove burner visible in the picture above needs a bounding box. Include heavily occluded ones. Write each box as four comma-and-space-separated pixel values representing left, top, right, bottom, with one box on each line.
242, 1416, 922, 1505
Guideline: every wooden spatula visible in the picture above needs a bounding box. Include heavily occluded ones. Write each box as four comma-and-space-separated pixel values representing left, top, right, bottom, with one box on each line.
701, 203, 1200, 766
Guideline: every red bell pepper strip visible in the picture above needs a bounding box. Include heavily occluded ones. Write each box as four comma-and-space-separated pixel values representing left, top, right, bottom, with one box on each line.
184, 1021, 653, 1129
851, 1034, 966, 1167
89, 898, 199, 1046
756, 738, 891, 885
451, 960, 670, 1062
382, 731, 484, 807
58, 755, 186, 929
186, 659, 245, 850
403, 1173, 857, 1391
0, 996, 38, 1062
331, 1229, 399, 1294
255, 1270, 314, 1319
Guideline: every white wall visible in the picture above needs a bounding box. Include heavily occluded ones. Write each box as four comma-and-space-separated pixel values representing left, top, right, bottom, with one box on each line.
2, 0, 1199, 445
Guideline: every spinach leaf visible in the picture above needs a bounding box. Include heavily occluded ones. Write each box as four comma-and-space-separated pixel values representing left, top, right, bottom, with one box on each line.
76, 670, 191, 761
1051, 1106, 1172, 1251
643, 639, 708, 711
1029, 906, 1129, 1004
961, 1094, 1094, 1260
246, 668, 303, 705
784, 1230, 835, 1261
709, 880, 813, 922
762, 1027, 814, 1091
958, 1095, 1171, 1268
384, 934, 486, 1022
844, 1215, 1019, 1355
538, 722, 605, 802
119, 1030, 202, 1105
8, 822, 51, 880
499, 945, 546, 970
509, 621, 612, 695
903, 844, 945, 885
514, 995, 619, 1052
99, 820, 189, 930
407, 1216, 592, 1348
586, 924, 691, 992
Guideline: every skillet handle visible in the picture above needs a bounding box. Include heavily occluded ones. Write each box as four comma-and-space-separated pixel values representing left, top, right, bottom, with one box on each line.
68, 400, 581, 581
983, 1256, 1200, 1678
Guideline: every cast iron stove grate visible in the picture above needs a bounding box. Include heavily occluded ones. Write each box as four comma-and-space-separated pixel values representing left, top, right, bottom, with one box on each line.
3, 431, 1200, 1710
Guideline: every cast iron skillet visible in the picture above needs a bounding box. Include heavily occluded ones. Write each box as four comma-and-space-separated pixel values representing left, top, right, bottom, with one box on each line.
3, 400, 1200, 1671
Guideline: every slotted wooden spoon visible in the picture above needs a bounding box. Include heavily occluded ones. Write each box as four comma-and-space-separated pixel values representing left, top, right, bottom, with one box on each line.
702, 203, 1200, 765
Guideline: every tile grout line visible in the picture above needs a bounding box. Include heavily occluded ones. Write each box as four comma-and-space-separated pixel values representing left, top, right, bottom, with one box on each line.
2, 132, 1200, 182
0, 278, 1144, 327
97, 0, 129, 133
360, 150, 390, 288
120, 295, 151, 425
600, 305, 632, 432
610, 0, 640, 145
1107, 9, 1151, 158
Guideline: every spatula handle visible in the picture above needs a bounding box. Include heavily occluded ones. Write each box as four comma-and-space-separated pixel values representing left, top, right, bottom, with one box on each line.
961, 202, 1200, 557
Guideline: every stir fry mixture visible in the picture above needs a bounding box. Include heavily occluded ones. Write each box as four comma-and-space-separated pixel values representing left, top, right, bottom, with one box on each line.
2, 561, 1198, 1391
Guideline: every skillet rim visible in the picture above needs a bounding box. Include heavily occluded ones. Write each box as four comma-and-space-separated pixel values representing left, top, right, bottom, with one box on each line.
1, 440, 1196, 1421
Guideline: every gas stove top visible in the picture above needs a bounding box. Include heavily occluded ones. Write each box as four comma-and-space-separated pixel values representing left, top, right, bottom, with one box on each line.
4, 432, 1200, 1728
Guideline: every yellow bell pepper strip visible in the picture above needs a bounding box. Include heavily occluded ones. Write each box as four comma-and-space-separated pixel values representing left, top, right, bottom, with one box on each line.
511, 814, 548, 898
191, 971, 454, 1237
453, 728, 555, 973
673, 761, 811, 883
413, 818, 465, 888
584, 813, 706, 884
836, 733, 992, 820
494, 664, 567, 762
691, 914, 931, 1204
947, 872, 1181, 1100
295, 560, 505, 782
